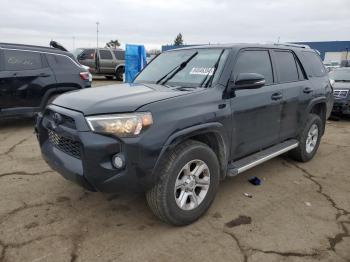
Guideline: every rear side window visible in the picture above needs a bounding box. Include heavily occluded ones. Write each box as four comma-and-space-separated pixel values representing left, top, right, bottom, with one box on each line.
3, 50, 42, 71
99, 50, 113, 60
303, 51, 326, 77
47, 54, 79, 71
234, 50, 273, 85
114, 50, 125, 60
274, 51, 299, 83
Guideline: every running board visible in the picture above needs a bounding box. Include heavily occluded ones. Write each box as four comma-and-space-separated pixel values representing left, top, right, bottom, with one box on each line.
227, 139, 299, 177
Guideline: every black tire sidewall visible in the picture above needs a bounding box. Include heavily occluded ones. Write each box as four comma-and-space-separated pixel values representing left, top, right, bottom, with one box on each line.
299, 114, 322, 161
163, 143, 220, 225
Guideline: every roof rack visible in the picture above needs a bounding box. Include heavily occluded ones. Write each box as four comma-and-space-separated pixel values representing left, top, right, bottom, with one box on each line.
273, 43, 311, 49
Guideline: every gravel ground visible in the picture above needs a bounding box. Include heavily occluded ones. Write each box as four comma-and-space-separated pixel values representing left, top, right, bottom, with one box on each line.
0, 80, 349, 262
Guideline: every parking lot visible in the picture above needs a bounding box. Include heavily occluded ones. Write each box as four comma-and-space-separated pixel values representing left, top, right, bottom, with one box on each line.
0, 79, 349, 262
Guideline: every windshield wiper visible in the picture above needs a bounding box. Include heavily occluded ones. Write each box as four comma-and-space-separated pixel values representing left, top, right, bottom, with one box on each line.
200, 49, 225, 88
156, 51, 198, 85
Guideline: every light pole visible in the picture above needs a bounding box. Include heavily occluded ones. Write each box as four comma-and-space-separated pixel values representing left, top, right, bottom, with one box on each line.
96, 22, 99, 49
72, 36, 75, 50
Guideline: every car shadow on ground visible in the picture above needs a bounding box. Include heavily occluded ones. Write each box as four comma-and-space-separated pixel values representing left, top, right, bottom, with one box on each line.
329, 114, 350, 122
0, 116, 35, 129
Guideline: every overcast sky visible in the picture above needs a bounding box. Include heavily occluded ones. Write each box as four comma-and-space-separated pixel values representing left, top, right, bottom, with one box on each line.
1, 0, 349, 51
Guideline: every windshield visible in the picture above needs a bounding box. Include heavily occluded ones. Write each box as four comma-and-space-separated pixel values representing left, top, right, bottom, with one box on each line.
134, 48, 228, 87
329, 69, 350, 81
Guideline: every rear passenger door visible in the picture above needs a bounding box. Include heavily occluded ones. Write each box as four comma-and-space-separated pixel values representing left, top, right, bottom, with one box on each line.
271, 50, 310, 140
230, 49, 282, 159
97, 50, 114, 74
114, 50, 125, 65
0, 49, 55, 110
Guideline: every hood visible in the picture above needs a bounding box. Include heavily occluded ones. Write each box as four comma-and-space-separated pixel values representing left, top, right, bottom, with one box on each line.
333, 82, 350, 90
53, 83, 197, 115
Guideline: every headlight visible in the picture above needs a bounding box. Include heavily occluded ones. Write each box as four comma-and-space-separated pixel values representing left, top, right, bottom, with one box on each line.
86, 112, 153, 137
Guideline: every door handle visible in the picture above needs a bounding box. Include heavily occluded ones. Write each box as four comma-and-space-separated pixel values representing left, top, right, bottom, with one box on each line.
303, 87, 313, 94
271, 92, 283, 100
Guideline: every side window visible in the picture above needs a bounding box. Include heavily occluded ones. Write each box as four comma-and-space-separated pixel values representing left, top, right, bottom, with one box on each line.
80, 49, 95, 60
274, 51, 299, 83
302, 51, 327, 77
99, 50, 113, 60
234, 50, 273, 85
47, 54, 79, 71
3, 50, 43, 71
114, 51, 125, 60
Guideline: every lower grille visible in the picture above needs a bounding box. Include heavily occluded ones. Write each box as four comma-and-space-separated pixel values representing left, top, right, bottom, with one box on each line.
48, 130, 81, 159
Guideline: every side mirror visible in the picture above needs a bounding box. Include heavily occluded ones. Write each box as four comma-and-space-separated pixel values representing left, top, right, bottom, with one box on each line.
233, 73, 265, 90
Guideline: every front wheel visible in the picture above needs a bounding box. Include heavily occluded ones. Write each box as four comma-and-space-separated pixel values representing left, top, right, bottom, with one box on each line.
289, 113, 322, 162
146, 140, 220, 226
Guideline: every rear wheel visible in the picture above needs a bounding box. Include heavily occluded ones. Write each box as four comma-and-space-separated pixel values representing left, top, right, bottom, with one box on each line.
115, 67, 124, 81
146, 140, 220, 226
289, 113, 322, 162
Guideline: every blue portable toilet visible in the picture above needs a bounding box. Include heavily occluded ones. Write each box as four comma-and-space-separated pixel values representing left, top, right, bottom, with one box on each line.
125, 44, 147, 83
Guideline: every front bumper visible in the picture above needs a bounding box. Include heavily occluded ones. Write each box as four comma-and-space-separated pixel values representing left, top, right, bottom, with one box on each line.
332, 99, 350, 115
35, 105, 158, 193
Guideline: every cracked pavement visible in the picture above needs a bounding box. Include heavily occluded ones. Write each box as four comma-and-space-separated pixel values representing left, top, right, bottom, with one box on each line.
0, 102, 349, 261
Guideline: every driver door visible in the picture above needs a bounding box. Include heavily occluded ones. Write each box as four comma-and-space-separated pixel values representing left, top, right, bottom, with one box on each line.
230, 49, 282, 160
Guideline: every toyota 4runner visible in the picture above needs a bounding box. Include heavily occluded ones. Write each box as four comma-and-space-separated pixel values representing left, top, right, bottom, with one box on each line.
35, 44, 333, 225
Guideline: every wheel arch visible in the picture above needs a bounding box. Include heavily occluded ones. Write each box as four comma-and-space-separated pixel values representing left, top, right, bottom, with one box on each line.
306, 97, 327, 135
115, 64, 125, 72
155, 123, 229, 180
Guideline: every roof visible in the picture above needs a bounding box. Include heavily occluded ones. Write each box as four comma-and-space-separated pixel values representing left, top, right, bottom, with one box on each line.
0, 42, 72, 56
164, 43, 314, 52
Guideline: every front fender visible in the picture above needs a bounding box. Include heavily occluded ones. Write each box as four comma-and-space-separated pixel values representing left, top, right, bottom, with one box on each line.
152, 122, 229, 179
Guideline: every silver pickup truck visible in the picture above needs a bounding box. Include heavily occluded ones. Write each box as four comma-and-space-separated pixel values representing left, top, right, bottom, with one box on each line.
74, 48, 125, 80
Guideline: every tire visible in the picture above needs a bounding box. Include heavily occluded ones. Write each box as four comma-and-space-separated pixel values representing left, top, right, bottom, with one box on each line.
289, 113, 323, 162
105, 76, 114, 80
146, 140, 220, 226
115, 67, 124, 81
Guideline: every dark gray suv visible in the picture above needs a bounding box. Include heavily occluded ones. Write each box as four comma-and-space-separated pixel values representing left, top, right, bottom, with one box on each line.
329, 67, 350, 115
36, 43, 333, 225
0, 43, 91, 118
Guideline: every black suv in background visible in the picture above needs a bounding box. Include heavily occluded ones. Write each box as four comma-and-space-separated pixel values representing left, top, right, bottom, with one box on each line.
329, 67, 350, 115
0, 43, 91, 118
36, 44, 333, 225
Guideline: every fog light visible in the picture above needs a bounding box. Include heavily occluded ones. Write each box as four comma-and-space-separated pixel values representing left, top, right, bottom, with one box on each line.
112, 154, 125, 169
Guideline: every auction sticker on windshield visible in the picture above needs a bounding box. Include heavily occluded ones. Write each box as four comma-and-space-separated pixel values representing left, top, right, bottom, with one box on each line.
190, 67, 214, 75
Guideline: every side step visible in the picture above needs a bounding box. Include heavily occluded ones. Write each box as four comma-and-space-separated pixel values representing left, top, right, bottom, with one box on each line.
227, 139, 299, 177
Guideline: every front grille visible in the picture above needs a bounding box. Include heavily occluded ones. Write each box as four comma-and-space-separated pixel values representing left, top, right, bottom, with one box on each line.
333, 89, 349, 99
45, 109, 76, 129
48, 129, 81, 159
